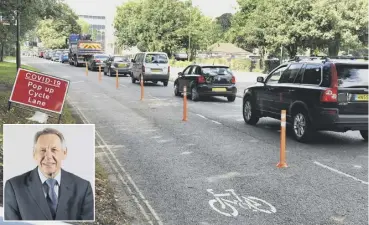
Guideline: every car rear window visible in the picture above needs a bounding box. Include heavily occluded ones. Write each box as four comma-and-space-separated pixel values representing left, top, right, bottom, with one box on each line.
145, 54, 168, 64
95, 55, 109, 60
336, 64, 368, 87
201, 67, 232, 76
114, 57, 129, 62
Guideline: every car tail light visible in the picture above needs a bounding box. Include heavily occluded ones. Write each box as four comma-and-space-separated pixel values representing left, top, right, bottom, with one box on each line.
231, 75, 236, 84
198, 75, 205, 84
142, 65, 145, 73
321, 64, 338, 103
321, 88, 338, 102
168, 66, 170, 73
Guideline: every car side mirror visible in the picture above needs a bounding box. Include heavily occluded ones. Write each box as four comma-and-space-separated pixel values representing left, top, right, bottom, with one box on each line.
131, 59, 135, 63
257, 76, 264, 83
178, 72, 184, 76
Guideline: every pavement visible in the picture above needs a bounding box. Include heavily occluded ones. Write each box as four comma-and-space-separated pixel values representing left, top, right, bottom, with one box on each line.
5, 57, 368, 225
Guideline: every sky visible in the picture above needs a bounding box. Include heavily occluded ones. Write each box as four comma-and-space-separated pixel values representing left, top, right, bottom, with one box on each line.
63, 0, 239, 18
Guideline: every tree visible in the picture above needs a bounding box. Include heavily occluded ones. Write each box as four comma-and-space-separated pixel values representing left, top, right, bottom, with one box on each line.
215, 13, 233, 33
77, 18, 90, 34
0, 0, 64, 61
114, 0, 218, 59
36, 2, 81, 49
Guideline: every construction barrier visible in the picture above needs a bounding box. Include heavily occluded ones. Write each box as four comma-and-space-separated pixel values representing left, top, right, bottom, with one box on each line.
98, 65, 102, 82
183, 86, 187, 121
277, 110, 288, 168
85, 63, 88, 76
140, 74, 144, 101
116, 70, 119, 89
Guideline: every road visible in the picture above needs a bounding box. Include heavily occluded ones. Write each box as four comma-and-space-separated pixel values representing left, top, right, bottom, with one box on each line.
20, 57, 368, 225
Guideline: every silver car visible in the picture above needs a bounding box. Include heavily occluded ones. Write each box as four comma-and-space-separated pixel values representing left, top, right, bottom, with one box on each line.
131, 52, 170, 86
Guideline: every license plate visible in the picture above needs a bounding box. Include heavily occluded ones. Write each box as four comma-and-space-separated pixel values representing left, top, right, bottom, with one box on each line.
118, 64, 127, 68
151, 69, 162, 72
355, 94, 368, 101
212, 88, 227, 92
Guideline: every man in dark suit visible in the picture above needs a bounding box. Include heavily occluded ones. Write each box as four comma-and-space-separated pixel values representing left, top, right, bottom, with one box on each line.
4, 127, 94, 221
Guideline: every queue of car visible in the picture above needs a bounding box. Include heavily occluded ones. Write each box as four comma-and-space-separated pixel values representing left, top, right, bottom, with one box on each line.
37, 50, 368, 143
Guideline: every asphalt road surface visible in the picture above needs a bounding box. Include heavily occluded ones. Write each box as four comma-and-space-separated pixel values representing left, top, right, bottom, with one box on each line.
18, 57, 368, 225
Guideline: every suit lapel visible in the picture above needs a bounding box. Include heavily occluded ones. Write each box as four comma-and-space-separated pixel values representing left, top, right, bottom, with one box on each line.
26, 167, 53, 220
55, 169, 73, 220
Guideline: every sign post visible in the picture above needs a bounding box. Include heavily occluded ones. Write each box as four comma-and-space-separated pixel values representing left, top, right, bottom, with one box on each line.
8, 68, 70, 123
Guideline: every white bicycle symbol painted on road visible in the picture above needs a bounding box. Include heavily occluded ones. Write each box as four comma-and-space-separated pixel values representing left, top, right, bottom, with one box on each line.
207, 189, 277, 217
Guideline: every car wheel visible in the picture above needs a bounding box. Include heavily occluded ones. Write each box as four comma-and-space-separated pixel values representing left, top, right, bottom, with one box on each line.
163, 80, 168, 87
292, 109, 313, 142
227, 96, 236, 102
174, 83, 181, 96
360, 130, 368, 141
191, 87, 199, 101
243, 99, 259, 125
131, 76, 136, 83
109, 69, 113, 77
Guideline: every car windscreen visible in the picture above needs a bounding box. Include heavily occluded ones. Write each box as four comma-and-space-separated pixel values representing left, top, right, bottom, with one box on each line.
114, 57, 129, 62
336, 64, 368, 87
95, 55, 109, 61
145, 54, 168, 64
201, 67, 232, 76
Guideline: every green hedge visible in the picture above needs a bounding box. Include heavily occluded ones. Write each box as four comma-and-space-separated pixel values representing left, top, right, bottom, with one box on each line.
170, 58, 270, 73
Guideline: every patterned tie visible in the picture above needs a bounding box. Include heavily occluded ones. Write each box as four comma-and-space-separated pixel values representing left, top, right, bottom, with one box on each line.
45, 178, 58, 218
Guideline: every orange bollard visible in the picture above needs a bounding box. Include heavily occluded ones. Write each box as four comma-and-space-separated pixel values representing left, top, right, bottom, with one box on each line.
277, 110, 288, 168
140, 74, 144, 100
98, 65, 102, 82
182, 86, 187, 121
116, 70, 119, 89
85, 62, 88, 76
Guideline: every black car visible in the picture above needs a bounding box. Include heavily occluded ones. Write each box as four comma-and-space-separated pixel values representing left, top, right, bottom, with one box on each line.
174, 64, 237, 102
104, 55, 132, 76
242, 57, 368, 142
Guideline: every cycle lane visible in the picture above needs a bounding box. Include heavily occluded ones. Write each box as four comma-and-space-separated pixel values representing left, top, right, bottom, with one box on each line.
22, 57, 368, 225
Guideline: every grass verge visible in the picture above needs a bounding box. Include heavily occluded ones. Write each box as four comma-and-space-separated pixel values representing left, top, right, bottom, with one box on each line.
0, 61, 126, 224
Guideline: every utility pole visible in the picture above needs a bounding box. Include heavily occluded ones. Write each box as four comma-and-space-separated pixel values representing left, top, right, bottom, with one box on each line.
16, 0, 21, 71
188, 8, 191, 61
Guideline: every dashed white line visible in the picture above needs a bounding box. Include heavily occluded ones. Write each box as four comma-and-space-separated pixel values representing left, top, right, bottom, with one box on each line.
196, 114, 207, 119
314, 161, 368, 185
210, 120, 222, 125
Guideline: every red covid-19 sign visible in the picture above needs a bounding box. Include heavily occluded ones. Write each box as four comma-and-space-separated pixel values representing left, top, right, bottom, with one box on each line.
9, 68, 70, 114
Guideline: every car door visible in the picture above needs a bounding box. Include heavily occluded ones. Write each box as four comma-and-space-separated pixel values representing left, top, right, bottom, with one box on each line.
104, 56, 113, 73
260, 65, 288, 114
133, 53, 141, 78
275, 63, 304, 114
178, 66, 192, 92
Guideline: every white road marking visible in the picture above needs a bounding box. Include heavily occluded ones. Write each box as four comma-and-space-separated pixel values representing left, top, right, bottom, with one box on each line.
196, 114, 207, 119
71, 81, 84, 84
353, 165, 362, 169
96, 145, 125, 149
207, 172, 242, 183
236, 119, 244, 122
181, 151, 192, 155
218, 114, 241, 118
314, 161, 368, 185
156, 139, 172, 143
151, 136, 162, 139
211, 120, 222, 125
67, 97, 163, 225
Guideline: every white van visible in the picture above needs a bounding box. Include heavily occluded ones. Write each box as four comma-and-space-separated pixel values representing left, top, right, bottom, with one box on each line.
131, 52, 170, 86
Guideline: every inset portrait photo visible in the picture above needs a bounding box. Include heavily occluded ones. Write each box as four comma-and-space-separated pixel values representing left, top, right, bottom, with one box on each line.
2, 124, 95, 222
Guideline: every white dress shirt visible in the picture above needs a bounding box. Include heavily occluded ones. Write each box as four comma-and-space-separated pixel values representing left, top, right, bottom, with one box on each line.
38, 167, 61, 198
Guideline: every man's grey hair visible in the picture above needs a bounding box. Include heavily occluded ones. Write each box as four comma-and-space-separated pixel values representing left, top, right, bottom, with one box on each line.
33, 128, 67, 151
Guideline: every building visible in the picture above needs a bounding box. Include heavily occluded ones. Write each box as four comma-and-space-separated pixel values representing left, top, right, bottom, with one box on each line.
78, 14, 106, 50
